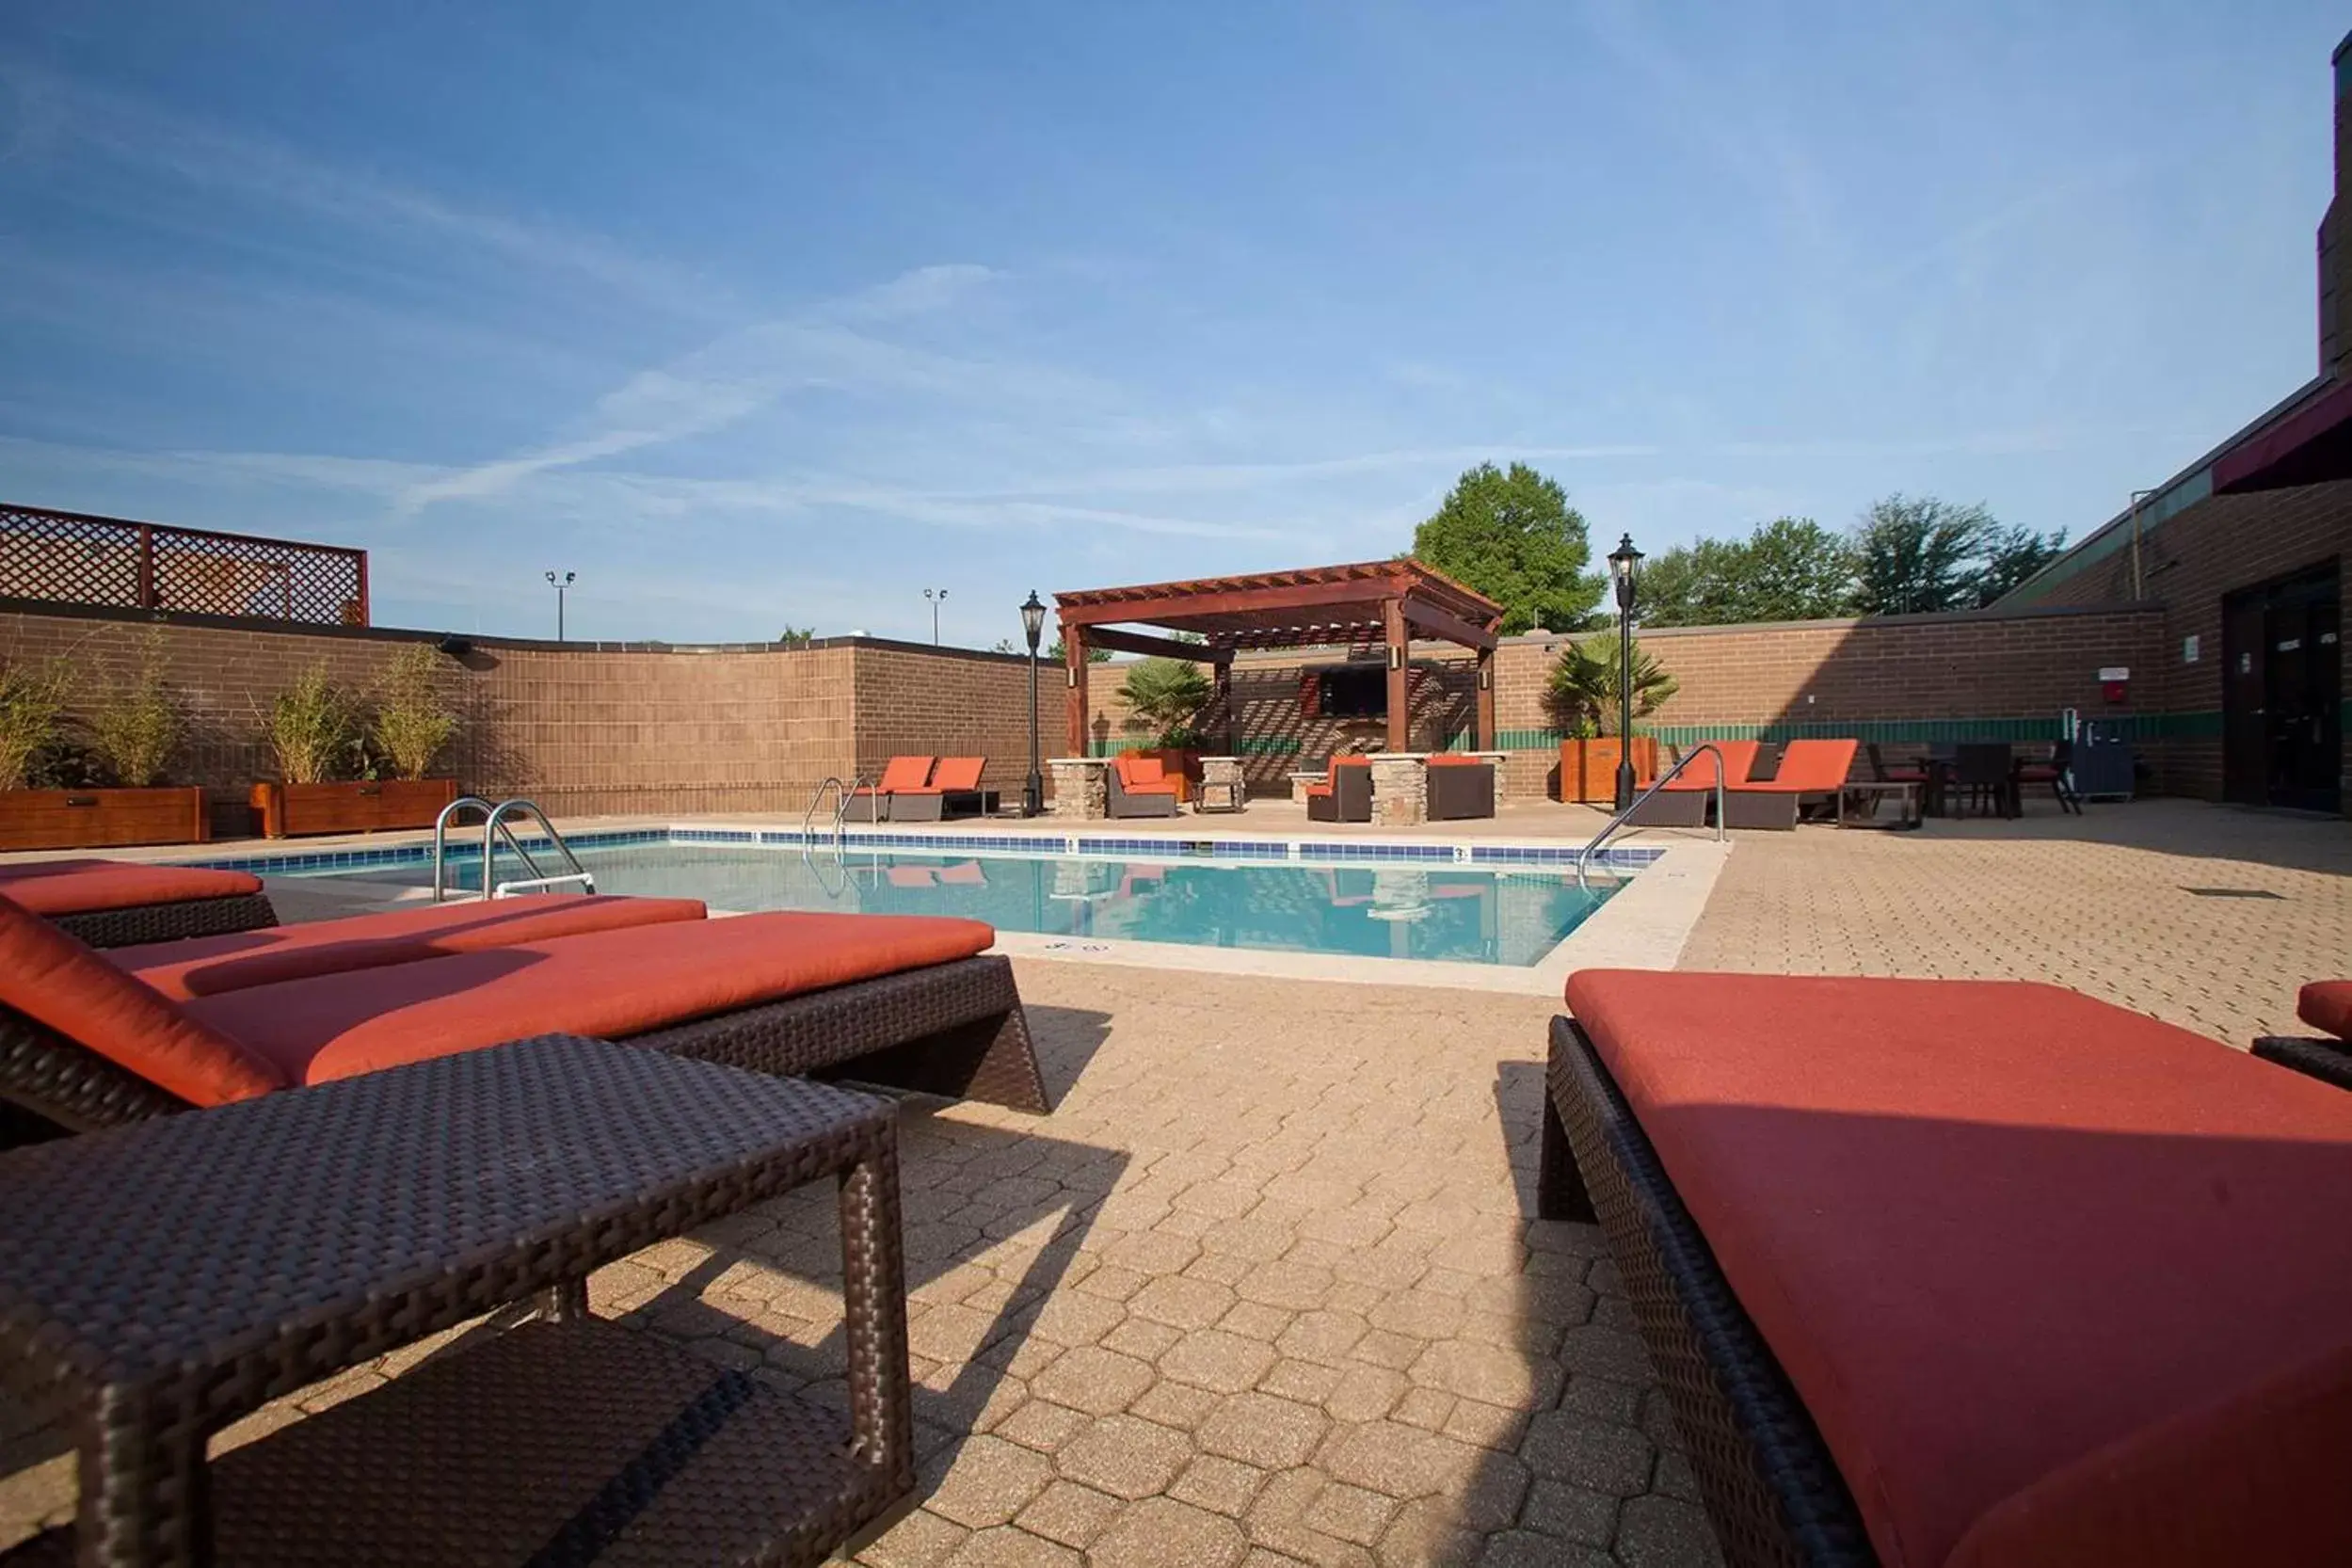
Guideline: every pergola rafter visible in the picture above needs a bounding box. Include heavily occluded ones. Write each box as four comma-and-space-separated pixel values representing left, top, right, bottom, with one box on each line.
1053, 560, 1506, 755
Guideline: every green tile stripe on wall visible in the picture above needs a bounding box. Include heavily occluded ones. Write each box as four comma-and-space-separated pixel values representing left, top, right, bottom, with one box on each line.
1495, 713, 2220, 750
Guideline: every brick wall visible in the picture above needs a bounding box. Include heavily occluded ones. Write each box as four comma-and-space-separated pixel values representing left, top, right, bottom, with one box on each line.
2017, 480, 2351, 804
1084, 606, 2165, 799
851, 644, 1047, 800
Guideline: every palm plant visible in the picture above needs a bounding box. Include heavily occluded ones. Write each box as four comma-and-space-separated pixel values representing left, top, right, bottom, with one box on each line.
1544, 636, 1677, 738
1117, 657, 1213, 748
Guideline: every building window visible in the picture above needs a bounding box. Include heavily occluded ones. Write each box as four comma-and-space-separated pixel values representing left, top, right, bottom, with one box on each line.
1319, 666, 1386, 718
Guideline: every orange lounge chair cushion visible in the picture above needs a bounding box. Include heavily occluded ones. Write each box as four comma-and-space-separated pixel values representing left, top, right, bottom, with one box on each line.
0, 894, 282, 1107
867, 756, 935, 794
1114, 755, 1178, 794
110, 894, 709, 1000
0, 858, 264, 916
1661, 740, 1758, 790
2300, 981, 2352, 1040
191, 912, 997, 1086
904, 757, 984, 794
1731, 738, 1857, 794
1426, 754, 1487, 766
1561, 968, 2352, 1568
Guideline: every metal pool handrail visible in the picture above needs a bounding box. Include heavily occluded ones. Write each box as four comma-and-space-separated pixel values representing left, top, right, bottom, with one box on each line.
1574, 744, 1726, 889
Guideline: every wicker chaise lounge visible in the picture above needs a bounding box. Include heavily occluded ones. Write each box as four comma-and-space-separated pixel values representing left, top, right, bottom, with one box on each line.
1626, 740, 1757, 827
0, 858, 278, 946
888, 757, 998, 822
0, 899, 1051, 1141
2252, 979, 2352, 1089
842, 756, 935, 824
1721, 739, 1859, 830
1538, 968, 2352, 1567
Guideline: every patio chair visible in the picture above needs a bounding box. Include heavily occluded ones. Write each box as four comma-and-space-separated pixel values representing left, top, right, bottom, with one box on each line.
1625, 740, 1759, 827
888, 757, 997, 822
0, 897, 1050, 1142
108, 892, 709, 1000
1303, 757, 1372, 823
1107, 753, 1181, 818
0, 858, 278, 947
1538, 968, 2352, 1568
1722, 739, 1859, 830
2015, 739, 2083, 815
1862, 744, 1933, 821
2252, 980, 2352, 1090
842, 756, 935, 824
1424, 755, 1497, 821
1952, 743, 2016, 817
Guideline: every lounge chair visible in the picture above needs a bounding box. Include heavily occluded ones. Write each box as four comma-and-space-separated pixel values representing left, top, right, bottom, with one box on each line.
1625, 740, 1758, 827
889, 757, 997, 822
842, 756, 934, 824
1722, 738, 1859, 829
0, 898, 1050, 1140
2253, 980, 2352, 1089
1538, 968, 2352, 1568
1425, 754, 1496, 821
1107, 753, 1181, 818
0, 858, 278, 947
109, 892, 708, 1000
1303, 757, 1371, 823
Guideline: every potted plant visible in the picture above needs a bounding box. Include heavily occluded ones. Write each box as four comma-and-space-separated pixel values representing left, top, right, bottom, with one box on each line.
249, 650, 459, 836
1116, 657, 1213, 802
0, 642, 208, 851
1546, 637, 1677, 803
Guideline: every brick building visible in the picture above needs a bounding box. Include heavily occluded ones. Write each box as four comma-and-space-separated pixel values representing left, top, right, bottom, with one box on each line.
2001, 35, 2351, 816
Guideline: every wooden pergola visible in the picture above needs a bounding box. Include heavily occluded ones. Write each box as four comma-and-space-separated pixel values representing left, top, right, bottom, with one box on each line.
1053, 560, 1507, 756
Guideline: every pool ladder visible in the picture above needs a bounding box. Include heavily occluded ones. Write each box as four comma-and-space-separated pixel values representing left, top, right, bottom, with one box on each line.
802, 776, 869, 852
431, 797, 596, 903
1573, 744, 1726, 890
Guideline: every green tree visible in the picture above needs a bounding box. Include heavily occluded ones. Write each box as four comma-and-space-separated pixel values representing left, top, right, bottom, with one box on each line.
1543, 637, 1679, 738
1638, 519, 1855, 627
993, 636, 1112, 663
1117, 658, 1213, 748
1851, 495, 1992, 616
1970, 523, 2068, 606
776, 625, 816, 648
1411, 462, 1604, 634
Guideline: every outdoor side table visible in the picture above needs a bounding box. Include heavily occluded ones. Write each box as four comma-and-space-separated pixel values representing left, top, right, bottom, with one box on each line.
1838, 779, 1922, 830
0, 1035, 913, 1568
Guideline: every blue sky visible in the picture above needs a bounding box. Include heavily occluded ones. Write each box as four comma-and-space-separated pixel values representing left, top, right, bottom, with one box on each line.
1, 3, 2343, 644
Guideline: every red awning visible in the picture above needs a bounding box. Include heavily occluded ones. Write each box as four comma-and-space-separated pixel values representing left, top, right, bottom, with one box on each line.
2213, 376, 2352, 492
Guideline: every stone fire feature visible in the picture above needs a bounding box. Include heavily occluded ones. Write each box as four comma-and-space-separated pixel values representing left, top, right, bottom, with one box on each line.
1048, 759, 1109, 820
1368, 754, 1427, 827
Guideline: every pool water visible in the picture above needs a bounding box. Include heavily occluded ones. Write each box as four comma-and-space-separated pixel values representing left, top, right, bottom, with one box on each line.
367, 844, 1623, 968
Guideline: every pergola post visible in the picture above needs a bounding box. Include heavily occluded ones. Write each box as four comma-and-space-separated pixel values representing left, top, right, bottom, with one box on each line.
1475, 644, 1496, 751
1383, 598, 1410, 752
1064, 625, 1090, 757
1214, 660, 1236, 754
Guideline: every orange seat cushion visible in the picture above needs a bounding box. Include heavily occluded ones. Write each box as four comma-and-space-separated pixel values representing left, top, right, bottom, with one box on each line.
0, 858, 264, 916
1426, 755, 1487, 767
192, 912, 996, 1086
2300, 981, 2352, 1040
912, 757, 984, 793
0, 894, 282, 1107
876, 756, 934, 792
1562, 969, 2352, 1568
1303, 783, 1334, 799
110, 894, 708, 1001
1733, 738, 1856, 793
1119, 755, 1165, 785
1662, 740, 1758, 790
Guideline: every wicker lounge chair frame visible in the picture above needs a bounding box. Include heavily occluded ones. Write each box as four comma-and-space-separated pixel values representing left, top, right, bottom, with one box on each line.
1627, 742, 1759, 829
47, 891, 280, 950
1537, 1015, 1876, 1568
1304, 760, 1372, 823
2253, 1035, 2352, 1091
0, 953, 1049, 1141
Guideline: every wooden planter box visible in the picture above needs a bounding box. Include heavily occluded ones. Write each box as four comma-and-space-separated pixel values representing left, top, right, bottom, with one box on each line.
0, 787, 210, 852
1560, 738, 1659, 804
249, 778, 460, 839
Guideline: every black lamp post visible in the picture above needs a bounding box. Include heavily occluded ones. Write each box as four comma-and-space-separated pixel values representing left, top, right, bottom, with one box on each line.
1020, 590, 1047, 817
1608, 535, 1643, 810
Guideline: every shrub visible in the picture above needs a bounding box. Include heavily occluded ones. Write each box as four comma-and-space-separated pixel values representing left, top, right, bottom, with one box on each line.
371, 644, 457, 780
264, 664, 360, 784
1117, 658, 1213, 748
1544, 637, 1677, 739
0, 659, 71, 791
88, 635, 182, 788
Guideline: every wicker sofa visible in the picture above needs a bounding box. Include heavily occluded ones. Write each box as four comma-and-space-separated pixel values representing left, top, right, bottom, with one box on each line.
0, 896, 1050, 1141
1303, 757, 1371, 823
1538, 968, 2352, 1568
1424, 755, 1496, 821
1107, 753, 1181, 818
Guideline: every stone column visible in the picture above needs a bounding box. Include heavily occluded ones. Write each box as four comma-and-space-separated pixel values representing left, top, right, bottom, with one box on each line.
1048, 760, 1107, 821
1198, 756, 1243, 810
1368, 755, 1427, 827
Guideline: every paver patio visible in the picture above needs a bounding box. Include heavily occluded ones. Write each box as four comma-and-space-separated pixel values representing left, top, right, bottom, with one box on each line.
0, 799, 2341, 1564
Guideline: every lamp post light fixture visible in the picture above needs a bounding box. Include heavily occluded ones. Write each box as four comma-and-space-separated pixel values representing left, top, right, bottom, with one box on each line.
1019, 590, 1048, 817
1607, 534, 1644, 810
545, 570, 575, 643
924, 587, 949, 645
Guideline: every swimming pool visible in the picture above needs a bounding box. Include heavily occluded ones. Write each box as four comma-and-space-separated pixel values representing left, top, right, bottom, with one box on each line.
282, 840, 1633, 968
